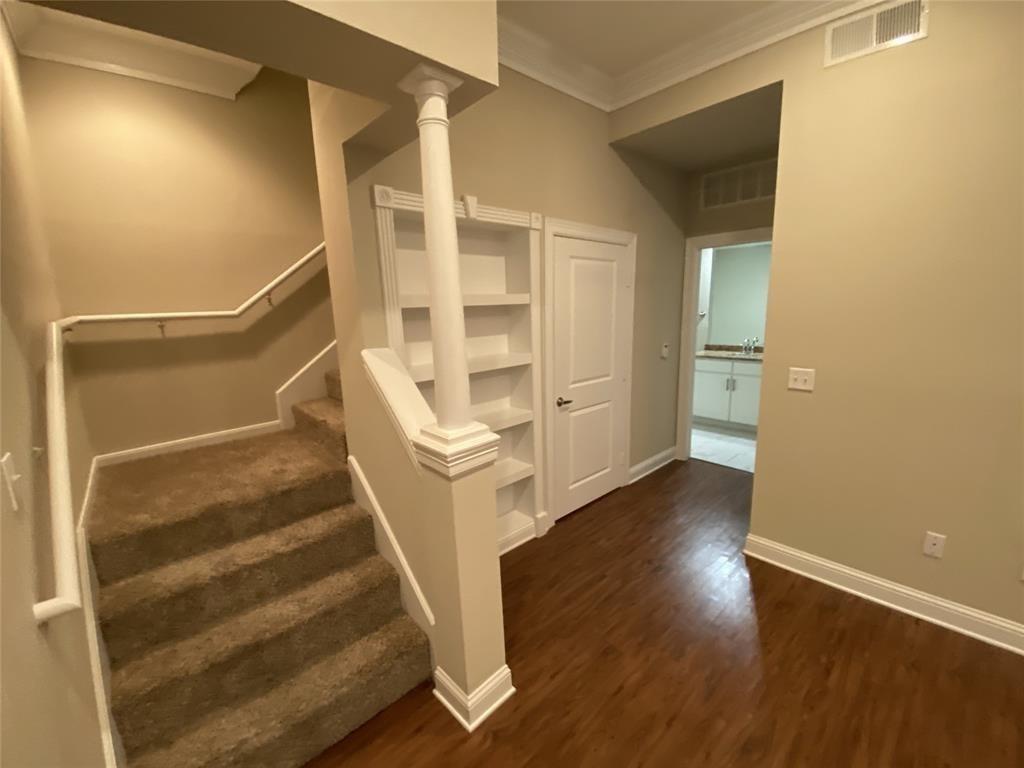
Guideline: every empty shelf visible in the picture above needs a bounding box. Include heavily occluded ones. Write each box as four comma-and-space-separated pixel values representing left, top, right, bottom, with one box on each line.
409, 352, 532, 383
474, 406, 533, 431
494, 458, 534, 489
496, 508, 536, 555
401, 293, 530, 309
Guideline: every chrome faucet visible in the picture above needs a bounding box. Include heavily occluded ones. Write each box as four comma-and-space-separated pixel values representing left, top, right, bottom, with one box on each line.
741, 337, 759, 355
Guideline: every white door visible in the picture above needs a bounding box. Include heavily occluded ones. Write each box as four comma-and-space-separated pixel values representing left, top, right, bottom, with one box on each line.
551, 232, 635, 519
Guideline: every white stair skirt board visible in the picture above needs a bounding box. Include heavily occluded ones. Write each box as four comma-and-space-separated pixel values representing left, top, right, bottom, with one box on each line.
348, 456, 435, 636
497, 509, 536, 555
629, 446, 677, 484
433, 664, 516, 733
744, 535, 1024, 656
275, 340, 338, 428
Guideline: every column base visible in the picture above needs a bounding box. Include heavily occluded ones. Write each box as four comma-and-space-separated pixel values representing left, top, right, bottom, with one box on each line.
432, 665, 515, 733
412, 421, 500, 478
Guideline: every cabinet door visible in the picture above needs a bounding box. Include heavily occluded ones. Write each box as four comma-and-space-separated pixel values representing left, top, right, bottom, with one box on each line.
693, 370, 731, 421
729, 373, 762, 426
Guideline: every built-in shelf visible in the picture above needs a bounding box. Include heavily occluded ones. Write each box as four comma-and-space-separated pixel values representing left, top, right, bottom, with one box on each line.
496, 508, 536, 555
494, 458, 534, 489
375, 187, 543, 557
408, 352, 532, 384
400, 293, 530, 309
474, 406, 533, 431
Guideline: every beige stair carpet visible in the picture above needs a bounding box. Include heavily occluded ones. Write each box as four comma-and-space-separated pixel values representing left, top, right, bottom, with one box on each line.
88, 371, 430, 767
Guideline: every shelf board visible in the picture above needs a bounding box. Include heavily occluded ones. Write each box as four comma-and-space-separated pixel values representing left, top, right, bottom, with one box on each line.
474, 406, 533, 432
400, 293, 530, 309
409, 352, 532, 384
494, 458, 534, 490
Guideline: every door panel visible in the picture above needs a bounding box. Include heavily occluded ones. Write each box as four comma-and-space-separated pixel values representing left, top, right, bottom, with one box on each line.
553, 233, 634, 518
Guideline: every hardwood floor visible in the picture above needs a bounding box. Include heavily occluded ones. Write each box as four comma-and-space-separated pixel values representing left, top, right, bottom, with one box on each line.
307, 459, 1024, 768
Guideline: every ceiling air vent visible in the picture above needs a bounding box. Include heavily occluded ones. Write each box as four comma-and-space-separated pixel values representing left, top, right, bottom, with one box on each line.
700, 158, 777, 210
825, 0, 928, 67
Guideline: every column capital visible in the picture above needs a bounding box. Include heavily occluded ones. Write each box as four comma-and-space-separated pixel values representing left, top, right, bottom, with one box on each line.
398, 63, 463, 102
412, 421, 499, 478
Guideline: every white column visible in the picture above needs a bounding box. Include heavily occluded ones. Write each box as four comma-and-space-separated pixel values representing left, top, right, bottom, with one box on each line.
400, 64, 498, 478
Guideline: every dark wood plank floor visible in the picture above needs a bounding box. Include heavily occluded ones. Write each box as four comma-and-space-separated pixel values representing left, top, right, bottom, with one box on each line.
308, 459, 1024, 768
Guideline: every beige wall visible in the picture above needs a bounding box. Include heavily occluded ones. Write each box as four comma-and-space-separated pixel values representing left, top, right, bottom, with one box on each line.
19, 60, 332, 498
297, 0, 498, 86
347, 68, 688, 465
614, 2, 1024, 622
1, 17, 106, 767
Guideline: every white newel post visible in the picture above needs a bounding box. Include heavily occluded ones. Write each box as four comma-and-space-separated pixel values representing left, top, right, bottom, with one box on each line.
399, 64, 500, 477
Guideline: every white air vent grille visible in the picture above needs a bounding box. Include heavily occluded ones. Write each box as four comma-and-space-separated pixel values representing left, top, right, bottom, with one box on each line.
825, 0, 928, 67
700, 158, 777, 210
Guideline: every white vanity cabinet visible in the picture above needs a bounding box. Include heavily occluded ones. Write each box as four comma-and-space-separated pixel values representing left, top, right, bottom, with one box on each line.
693, 357, 762, 427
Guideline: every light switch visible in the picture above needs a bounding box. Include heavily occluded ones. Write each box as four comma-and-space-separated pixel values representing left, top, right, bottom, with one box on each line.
660, 343, 670, 360
787, 367, 815, 392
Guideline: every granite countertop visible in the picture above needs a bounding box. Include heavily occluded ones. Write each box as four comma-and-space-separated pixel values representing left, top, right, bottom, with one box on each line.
696, 350, 764, 362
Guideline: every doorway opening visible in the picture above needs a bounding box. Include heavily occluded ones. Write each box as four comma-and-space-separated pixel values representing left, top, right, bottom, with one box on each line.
675, 227, 772, 472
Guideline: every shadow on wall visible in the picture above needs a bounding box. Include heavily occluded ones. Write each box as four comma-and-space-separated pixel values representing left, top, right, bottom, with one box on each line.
612, 146, 688, 234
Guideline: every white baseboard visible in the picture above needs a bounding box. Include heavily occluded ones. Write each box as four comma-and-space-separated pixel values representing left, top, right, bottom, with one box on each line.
433, 664, 515, 732
92, 421, 282, 470
497, 517, 536, 555
744, 534, 1024, 656
276, 340, 338, 428
534, 510, 553, 537
348, 455, 435, 636
629, 446, 677, 484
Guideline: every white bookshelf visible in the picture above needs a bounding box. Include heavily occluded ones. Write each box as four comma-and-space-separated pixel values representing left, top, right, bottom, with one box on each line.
372, 185, 545, 555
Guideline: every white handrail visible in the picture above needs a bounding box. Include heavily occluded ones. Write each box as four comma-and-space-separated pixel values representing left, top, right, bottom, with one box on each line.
59, 242, 325, 328
34, 242, 326, 624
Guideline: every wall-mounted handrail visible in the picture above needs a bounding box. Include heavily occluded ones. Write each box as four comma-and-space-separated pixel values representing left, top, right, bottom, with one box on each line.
59, 242, 325, 329
34, 242, 326, 624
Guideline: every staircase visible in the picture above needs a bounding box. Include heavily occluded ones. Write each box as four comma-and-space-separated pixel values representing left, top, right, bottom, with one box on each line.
88, 371, 430, 768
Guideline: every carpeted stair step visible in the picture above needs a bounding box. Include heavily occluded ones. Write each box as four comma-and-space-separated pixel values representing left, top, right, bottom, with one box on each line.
89, 430, 351, 585
114, 556, 404, 760
325, 369, 342, 402
98, 504, 375, 669
132, 615, 431, 768
292, 397, 347, 452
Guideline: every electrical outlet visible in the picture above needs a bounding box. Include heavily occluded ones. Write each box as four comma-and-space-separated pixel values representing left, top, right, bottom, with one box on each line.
788, 367, 815, 392
660, 342, 670, 360
923, 531, 946, 559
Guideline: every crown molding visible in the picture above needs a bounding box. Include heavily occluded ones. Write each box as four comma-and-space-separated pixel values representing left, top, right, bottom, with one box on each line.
498, 1, 878, 113
2, 1, 260, 99
497, 17, 614, 111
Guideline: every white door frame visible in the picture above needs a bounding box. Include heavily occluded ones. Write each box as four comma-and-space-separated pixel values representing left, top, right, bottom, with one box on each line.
543, 218, 637, 521
675, 227, 773, 461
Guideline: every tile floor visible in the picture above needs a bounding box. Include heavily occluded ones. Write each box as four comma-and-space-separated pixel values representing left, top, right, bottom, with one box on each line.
690, 424, 756, 472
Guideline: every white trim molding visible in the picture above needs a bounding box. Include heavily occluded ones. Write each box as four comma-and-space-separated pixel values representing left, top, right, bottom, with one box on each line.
498, 2, 875, 112
348, 456, 435, 633
676, 227, 773, 463
433, 664, 516, 732
275, 340, 338, 428
744, 535, 1024, 656
629, 447, 677, 484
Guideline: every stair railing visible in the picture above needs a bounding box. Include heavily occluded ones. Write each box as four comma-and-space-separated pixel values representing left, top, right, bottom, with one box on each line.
34, 242, 326, 624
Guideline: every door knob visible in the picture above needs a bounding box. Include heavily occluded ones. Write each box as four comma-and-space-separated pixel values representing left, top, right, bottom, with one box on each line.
556, 397, 573, 407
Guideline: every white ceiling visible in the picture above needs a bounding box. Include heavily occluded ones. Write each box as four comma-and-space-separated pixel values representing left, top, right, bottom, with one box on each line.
497, 0, 863, 111
3, 1, 261, 99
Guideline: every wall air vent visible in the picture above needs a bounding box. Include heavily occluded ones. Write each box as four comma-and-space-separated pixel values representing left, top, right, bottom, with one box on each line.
700, 158, 777, 210
825, 0, 928, 67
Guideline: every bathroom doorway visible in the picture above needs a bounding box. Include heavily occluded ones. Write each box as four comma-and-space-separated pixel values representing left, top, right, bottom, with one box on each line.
675, 228, 772, 472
